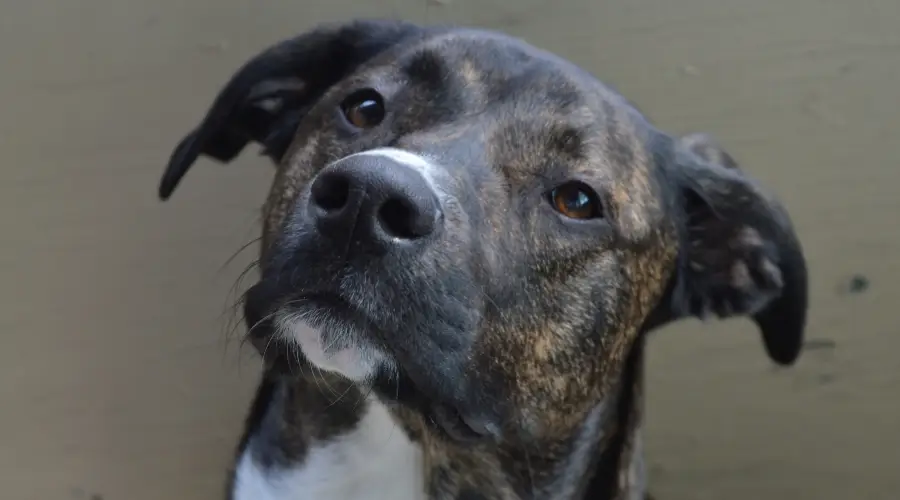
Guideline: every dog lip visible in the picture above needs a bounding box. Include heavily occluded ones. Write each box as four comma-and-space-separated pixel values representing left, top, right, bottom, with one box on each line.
280, 289, 381, 336
430, 404, 500, 443
244, 280, 356, 332
289, 291, 348, 308
373, 364, 501, 444
253, 280, 495, 442
277, 290, 368, 327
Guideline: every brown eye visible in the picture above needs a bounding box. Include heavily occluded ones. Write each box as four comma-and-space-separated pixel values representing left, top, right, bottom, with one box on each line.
341, 89, 386, 129
549, 182, 603, 220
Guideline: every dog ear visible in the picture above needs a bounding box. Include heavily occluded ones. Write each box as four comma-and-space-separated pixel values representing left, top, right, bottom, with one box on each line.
158, 19, 424, 200
647, 133, 808, 366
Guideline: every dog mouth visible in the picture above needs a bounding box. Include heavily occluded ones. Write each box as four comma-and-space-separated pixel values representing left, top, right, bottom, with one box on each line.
243, 279, 500, 443
374, 369, 503, 443
245, 282, 385, 371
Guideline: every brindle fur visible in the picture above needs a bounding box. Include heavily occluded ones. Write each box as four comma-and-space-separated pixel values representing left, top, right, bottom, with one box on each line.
160, 19, 808, 500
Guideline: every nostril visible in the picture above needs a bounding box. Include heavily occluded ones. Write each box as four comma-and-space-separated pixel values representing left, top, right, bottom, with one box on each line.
379, 198, 432, 239
311, 173, 350, 212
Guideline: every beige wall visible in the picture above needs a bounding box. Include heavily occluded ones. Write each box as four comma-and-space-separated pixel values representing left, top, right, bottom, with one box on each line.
2, 1, 899, 499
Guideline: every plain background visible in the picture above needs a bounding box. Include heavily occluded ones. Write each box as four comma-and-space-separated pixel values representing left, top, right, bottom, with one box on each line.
2, 1, 898, 499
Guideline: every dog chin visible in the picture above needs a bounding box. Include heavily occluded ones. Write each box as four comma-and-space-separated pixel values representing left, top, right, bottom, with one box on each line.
273, 310, 391, 383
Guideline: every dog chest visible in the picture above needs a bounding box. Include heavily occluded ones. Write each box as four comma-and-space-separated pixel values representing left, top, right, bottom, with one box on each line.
232, 399, 426, 500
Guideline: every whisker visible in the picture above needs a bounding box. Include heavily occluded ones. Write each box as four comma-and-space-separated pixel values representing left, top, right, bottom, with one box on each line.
260, 331, 277, 361
352, 375, 377, 414
324, 381, 357, 409
221, 260, 262, 353
306, 353, 334, 398
218, 236, 263, 275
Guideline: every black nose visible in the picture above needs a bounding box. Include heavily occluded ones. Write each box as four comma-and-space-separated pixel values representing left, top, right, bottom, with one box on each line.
308, 153, 442, 251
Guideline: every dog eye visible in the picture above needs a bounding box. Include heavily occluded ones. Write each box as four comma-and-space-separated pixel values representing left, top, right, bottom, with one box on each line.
340, 89, 386, 129
549, 182, 603, 220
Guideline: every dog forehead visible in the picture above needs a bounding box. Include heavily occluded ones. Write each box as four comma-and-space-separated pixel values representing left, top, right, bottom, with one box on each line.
389, 29, 611, 108
373, 31, 650, 164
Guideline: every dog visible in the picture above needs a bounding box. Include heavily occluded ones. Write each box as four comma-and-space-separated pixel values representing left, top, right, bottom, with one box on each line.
158, 19, 808, 500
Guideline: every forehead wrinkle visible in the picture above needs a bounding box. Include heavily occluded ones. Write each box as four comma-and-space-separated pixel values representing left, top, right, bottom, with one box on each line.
491, 116, 593, 178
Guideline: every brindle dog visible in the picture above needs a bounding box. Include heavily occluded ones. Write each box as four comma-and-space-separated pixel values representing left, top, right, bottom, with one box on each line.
159, 19, 807, 500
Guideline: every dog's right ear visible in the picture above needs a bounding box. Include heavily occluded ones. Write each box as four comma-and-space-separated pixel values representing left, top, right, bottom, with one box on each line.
644, 133, 809, 367
158, 19, 424, 200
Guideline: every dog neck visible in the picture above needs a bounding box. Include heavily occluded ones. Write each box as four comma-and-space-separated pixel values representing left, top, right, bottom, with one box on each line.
228, 339, 648, 500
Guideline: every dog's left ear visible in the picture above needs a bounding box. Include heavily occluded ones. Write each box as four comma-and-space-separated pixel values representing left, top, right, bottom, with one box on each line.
647, 133, 808, 366
158, 19, 424, 200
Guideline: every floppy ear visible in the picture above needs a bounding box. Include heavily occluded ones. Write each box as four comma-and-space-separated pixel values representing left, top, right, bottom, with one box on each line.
646, 133, 808, 366
158, 19, 424, 200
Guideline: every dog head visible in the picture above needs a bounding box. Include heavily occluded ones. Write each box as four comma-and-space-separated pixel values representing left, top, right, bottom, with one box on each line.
160, 20, 807, 448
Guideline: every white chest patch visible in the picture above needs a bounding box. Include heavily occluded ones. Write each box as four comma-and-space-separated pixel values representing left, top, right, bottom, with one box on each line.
232, 399, 426, 500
